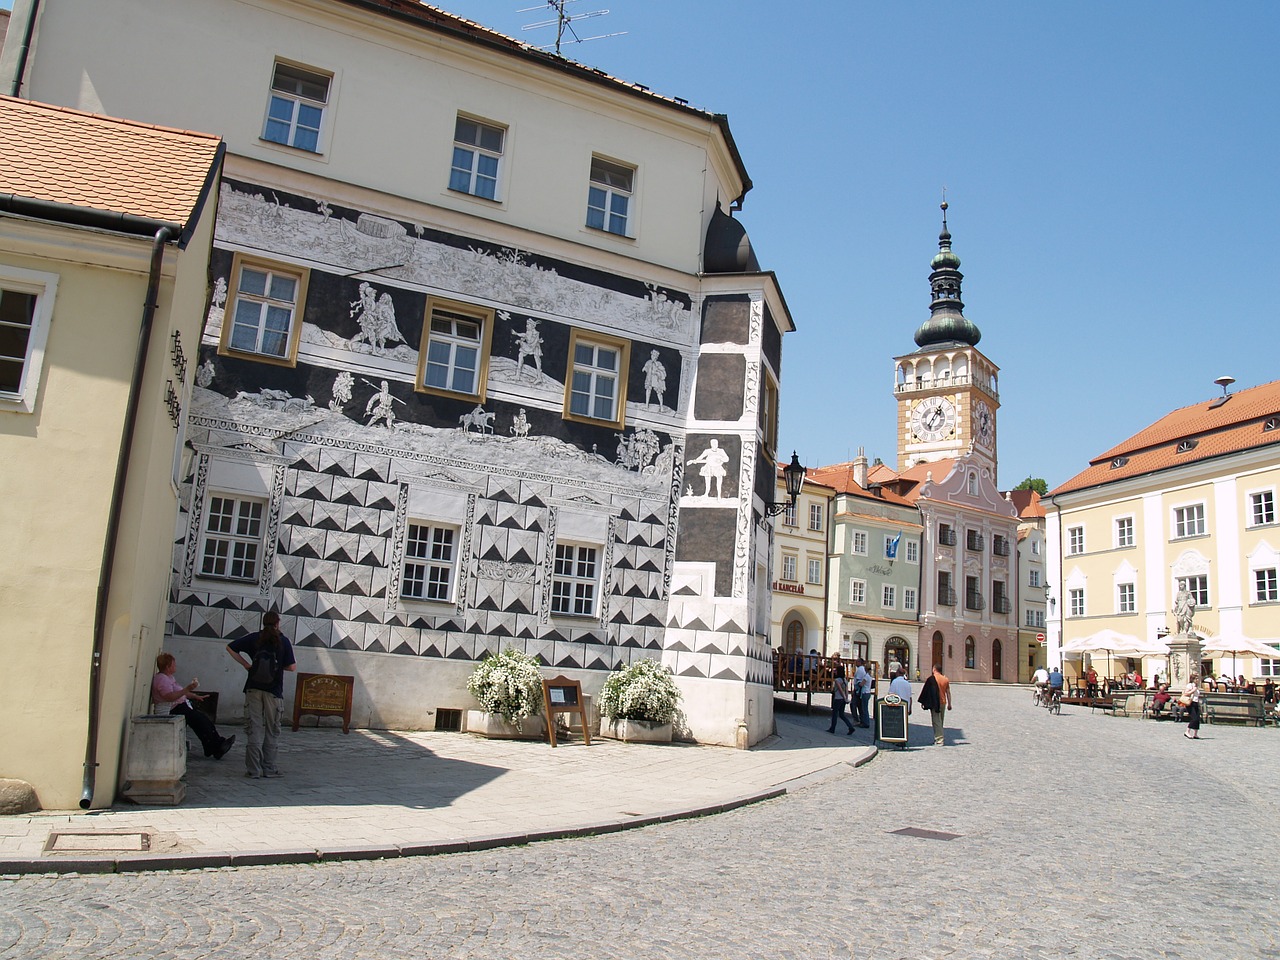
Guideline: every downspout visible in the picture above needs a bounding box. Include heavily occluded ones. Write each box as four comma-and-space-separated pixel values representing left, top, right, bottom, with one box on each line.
81, 225, 178, 808
8, 0, 42, 98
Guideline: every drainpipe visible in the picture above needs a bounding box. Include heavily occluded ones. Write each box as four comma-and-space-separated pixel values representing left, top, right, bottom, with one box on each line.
81, 225, 179, 808
7, 0, 41, 98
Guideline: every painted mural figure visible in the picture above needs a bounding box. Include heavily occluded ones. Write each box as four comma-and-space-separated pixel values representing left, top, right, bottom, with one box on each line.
1174, 582, 1196, 636
349, 282, 405, 352
195, 359, 215, 388
460, 404, 496, 434
365, 380, 399, 429
642, 350, 667, 409
687, 439, 730, 498
211, 277, 227, 309
512, 318, 544, 382
330, 371, 354, 411
617, 427, 660, 471
511, 408, 530, 438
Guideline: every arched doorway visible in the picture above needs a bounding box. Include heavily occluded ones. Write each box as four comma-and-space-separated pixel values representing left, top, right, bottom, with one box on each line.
964, 636, 976, 670
785, 619, 805, 655
992, 638, 1003, 680
885, 638, 909, 676
931, 631, 944, 671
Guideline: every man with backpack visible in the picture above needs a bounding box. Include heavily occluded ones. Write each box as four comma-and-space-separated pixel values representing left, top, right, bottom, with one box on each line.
226, 611, 296, 779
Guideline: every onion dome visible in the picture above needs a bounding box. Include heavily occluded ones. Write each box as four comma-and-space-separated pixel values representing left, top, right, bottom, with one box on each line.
913, 200, 981, 348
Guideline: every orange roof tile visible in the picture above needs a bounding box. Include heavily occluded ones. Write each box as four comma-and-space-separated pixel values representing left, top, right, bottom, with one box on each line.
0, 95, 221, 227
1005, 489, 1046, 519
1051, 379, 1280, 495
806, 463, 915, 507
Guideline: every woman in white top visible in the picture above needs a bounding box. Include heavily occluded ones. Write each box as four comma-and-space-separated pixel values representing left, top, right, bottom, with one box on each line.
1183, 672, 1202, 740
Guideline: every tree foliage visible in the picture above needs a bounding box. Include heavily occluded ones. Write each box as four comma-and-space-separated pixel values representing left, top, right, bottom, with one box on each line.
1014, 476, 1048, 495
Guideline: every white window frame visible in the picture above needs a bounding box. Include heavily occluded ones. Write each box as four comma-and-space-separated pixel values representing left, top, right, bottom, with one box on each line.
1173, 503, 1206, 539
417, 297, 493, 401
1184, 574, 1209, 607
1115, 515, 1134, 549
884, 535, 897, 558
449, 115, 505, 201
400, 521, 459, 603
219, 254, 308, 365
1117, 582, 1136, 614
759, 371, 779, 453
1028, 569, 1042, 588
905, 539, 919, 563
586, 156, 634, 237
1261, 644, 1280, 679
882, 584, 896, 609
852, 530, 868, 556
0, 265, 58, 414
1249, 490, 1276, 527
1067, 525, 1085, 556
849, 578, 866, 605
262, 60, 332, 154
1068, 587, 1085, 618
903, 587, 917, 612
551, 542, 600, 617
564, 330, 629, 428
781, 554, 797, 582
806, 557, 822, 585
197, 494, 266, 583
1255, 568, 1279, 604
1031, 539, 1041, 556
809, 503, 823, 532
783, 499, 797, 527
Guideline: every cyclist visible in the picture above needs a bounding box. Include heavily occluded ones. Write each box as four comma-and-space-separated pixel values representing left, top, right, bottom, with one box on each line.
1048, 666, 1065, 705
1032, 665, 1050, 703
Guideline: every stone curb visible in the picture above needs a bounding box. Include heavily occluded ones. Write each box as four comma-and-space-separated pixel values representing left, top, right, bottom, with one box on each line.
0, 785, 790, 876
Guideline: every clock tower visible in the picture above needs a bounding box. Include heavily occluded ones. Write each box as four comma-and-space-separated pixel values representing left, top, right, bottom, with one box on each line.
894, 202, 1000, 476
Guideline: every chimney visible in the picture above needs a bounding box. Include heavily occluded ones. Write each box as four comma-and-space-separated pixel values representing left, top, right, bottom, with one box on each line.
852, 446, 868, 487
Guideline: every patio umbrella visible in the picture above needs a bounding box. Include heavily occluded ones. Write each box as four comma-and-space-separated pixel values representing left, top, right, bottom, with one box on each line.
1061, 630, 1167, 684
1200, 635, 1280, 678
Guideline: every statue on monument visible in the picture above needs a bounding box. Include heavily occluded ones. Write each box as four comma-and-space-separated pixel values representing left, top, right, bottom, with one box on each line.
1173, 580, 1196, 636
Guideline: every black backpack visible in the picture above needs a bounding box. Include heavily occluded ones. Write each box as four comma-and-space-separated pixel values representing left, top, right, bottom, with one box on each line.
248, 645, 278, 688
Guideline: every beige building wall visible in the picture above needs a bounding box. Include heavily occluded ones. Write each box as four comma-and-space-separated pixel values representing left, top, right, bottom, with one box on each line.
769, 477, 831, 655
0, 209, 216, 809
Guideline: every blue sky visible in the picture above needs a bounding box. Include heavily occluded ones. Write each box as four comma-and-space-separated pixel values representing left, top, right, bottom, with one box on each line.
443, 0, 1279, 489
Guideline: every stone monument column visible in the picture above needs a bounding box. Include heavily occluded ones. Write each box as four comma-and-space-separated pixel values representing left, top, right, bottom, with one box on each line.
1166, 582, 1201, 690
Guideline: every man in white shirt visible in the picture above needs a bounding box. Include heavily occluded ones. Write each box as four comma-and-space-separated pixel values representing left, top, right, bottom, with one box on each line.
889, 667, 912, 709
853, 660, 872, 728
1033, 665, 1050, 698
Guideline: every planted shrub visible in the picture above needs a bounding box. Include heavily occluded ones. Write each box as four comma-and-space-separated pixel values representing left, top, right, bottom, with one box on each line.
599, 658, 682, 724
467, 648, 543, 725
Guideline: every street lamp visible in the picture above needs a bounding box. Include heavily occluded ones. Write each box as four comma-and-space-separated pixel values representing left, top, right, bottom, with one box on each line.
764, 451, 806, 518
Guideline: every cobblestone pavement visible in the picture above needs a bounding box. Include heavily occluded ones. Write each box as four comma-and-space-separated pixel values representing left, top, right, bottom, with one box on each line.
3, 685, 1278, 960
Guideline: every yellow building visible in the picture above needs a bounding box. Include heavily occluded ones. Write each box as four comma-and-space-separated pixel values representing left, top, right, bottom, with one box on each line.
1045, 379, 1280, 686
0, 96, 221, 809
769, 469, 834, 656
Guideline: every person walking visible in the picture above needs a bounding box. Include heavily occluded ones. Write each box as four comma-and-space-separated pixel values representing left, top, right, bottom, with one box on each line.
853, 658, 872, 728
1182, 672, 1202, 740
918, 663, 953, 745
227, 611, 297, 778
826, 662, 856, 735
151, 652, 235, 759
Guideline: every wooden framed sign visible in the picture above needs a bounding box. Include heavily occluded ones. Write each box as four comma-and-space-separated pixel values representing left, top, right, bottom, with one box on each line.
875, 693, 909, 748
292, 673, 355, 733
541, 676, 590, 748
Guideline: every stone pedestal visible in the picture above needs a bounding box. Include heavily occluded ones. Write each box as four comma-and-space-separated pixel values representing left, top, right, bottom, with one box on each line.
120, 715, 187, 805
1165, 635, 1203, 692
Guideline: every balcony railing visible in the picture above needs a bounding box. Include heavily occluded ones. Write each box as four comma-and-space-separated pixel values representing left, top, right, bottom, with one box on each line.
939, 529, 957, 546
966, 593, 985, 611
966, 532, 984, 552
993, 537, 1010, 557
993, 596, 1012, 614
938, 587, 957, 606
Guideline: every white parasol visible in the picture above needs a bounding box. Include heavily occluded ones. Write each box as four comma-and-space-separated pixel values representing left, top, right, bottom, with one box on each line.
1200, 635, 1280, 678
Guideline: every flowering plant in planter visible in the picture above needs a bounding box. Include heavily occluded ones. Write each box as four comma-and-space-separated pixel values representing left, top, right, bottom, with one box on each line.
466, 648, 543, 725
599, 658, 682, 724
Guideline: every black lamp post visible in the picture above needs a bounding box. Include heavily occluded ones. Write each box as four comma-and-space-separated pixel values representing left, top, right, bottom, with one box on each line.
764, 451, 806, 518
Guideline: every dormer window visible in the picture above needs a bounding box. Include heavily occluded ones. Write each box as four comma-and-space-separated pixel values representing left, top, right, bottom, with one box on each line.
1265, 417, 1279, 432
1176, 439, 1198, 454
1110, 456, 1129, 469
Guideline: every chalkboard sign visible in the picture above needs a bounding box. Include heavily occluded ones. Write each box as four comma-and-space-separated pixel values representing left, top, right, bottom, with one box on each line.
876, 693, 908, 747
542, 676, 591, 748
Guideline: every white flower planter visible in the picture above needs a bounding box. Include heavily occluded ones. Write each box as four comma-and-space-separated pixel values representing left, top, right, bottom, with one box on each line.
465, 710, 546, 740
601, 719, 673, 743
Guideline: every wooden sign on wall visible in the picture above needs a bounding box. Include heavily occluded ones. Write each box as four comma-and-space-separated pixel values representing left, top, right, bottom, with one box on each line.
292, 673, 355, 733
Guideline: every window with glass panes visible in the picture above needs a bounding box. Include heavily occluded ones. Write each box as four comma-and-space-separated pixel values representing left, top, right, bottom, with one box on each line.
903, 587, 917, 611
882, 584, 896, 608
1069, 588, 1085, 617
1067, 525, 1085, 555
1173, 504, 1205, 538
808, 503, 823, 531
807, 558, 822, 584
852, 530, 868, 555
1115, 516, 1134, 548
551, 543, 598, 616
1185, 574, 1209, 606
781, 555, 797, 581
263, 62, 330, 152
568, 338, 621, 422
227, 261, 301, 359
1261, 645, 1280, 678
401, 523, 457, 601
1029, 568, 1042, 587
422, 303, 483, 396
1118, 582, 1136, 613
199, 495, 264, 582
849, 579, 866, 604
905, 539, 919, 563
449, 117, 504, 200
1255, 568, 1278, 603
586, 157, 633, 236
1251, 491, 1276, 526
783, 500, 797, 526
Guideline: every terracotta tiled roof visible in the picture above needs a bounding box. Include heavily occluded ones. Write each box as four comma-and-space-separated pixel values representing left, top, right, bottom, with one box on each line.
1051, 379, 1280, 496
1005, 489, 1046, 519
805, 463, 915, 507
0, 96, 221, 227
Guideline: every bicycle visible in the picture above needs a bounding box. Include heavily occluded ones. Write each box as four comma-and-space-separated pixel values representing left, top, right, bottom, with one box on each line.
1032, 684, 1048, 707
1045, 688, 1062, 714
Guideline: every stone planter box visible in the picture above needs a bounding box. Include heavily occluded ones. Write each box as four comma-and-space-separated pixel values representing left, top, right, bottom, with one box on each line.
465, 710, 546, 740
601, 719, 673, 743
120, 714, 187, 805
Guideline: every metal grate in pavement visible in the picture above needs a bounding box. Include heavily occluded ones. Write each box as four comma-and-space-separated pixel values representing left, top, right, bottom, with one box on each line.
889, 827, 960, 841
45, 832, 152, 853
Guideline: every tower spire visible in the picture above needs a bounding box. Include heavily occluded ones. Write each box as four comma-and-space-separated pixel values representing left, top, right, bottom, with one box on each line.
913, 199, 981, 348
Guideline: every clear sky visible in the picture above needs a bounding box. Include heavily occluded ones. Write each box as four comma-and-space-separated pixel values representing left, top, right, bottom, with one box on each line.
443, 0, 1279, 490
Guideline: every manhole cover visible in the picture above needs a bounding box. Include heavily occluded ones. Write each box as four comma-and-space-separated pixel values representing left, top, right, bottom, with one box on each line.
45, 832, 151, 853
889, 827, 960, 842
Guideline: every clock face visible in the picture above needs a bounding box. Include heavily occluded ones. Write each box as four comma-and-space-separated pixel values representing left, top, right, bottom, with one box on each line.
910, 396, 957, 442
974, 400, 994, 447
